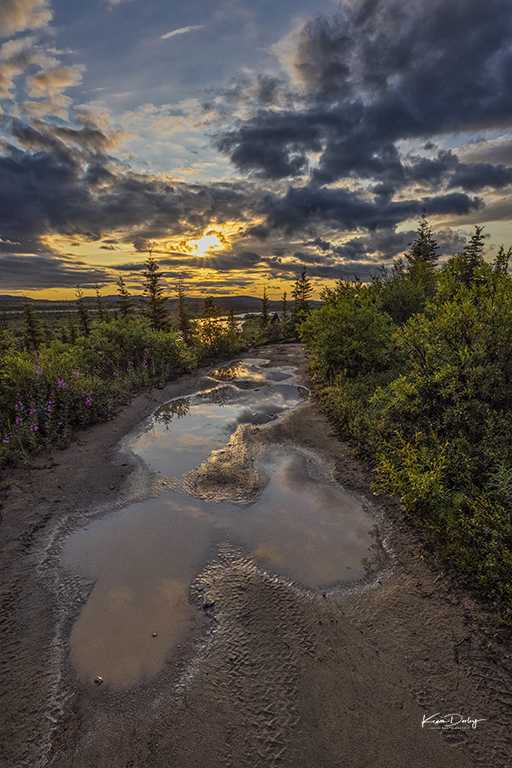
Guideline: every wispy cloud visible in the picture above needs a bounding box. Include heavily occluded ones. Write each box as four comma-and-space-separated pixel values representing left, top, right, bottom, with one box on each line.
161, 25, 205, 41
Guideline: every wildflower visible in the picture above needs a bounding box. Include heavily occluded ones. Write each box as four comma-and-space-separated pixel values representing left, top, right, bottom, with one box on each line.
83, 393, 92, 406
143, 359, 148, 369
30, 423, 38, 432
113, 371, 118, 377
2, 436, 9, 444
57, 379, 69, 389
15, 417, 22, 425
35, 365, 43, 376
58, 421, 63, 427
73, 370, 80, 378
29, 407, 36, 415
47, 399, 55, 412
127, 361, 134, 372
15, 401, 23, 412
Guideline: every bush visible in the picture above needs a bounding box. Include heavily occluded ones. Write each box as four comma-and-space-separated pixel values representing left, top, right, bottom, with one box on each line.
0, 317, 195, 463
300, 292, 399, 381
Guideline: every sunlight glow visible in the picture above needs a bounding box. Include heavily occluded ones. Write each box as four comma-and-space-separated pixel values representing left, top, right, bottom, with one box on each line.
185, 229, 228, 256
189, 231, 225, 255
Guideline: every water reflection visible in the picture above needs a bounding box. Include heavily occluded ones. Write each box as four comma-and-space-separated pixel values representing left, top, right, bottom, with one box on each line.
63, 452, 378, 689
63, 357, 383, 690
197, 386, 236, 406
153, 397, 191, 428
207, 360, 296, 389
131, 384, 308, 479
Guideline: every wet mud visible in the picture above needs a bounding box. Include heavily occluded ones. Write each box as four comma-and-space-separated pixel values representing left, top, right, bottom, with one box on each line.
1, 344, 511, 767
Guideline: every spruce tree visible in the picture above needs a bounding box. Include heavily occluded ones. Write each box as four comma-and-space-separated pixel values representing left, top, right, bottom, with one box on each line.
227, 305, 237, 332
75, 285, 91, 337
260, 286, 269, 330
176, 278, 192, 343
404, 213, 440, 300
446, 225, 486, 288
141, 252, 170, 330
66, 311, 77, 343
95, 284, 107, 323
281, 291, 289, 324
281, 290, 290, 338
292, 266, 313, 330
116, 276, 132, 318
404, 212, 439, 268
23, 300, 43, 351
461, 225, 486, 284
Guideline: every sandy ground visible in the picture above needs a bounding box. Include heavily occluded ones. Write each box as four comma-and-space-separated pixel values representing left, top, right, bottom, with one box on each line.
1, 343, 511, 768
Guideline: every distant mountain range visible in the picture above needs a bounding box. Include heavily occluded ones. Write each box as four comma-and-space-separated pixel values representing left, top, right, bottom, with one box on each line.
0, 294, 323, 312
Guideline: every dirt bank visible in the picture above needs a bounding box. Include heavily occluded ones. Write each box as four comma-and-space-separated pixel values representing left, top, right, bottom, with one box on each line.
0, 344, 511, 768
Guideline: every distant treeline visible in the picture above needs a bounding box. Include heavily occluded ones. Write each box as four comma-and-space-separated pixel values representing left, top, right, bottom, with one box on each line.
299, 215, 512, 623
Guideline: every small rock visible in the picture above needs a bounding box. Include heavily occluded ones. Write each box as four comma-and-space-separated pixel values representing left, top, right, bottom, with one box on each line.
152, 632, 158, 637
94, 676, 103, 685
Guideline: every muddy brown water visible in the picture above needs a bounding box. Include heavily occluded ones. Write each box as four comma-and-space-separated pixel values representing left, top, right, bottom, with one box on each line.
61, 358, 382, 690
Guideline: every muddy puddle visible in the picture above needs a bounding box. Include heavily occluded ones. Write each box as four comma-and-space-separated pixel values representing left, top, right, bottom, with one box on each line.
62, 358, 383, 690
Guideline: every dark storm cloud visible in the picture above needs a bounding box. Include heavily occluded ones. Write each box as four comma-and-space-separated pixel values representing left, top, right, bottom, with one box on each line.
260, 186, 482, 235
0, 253, 110, 290
405, 151, 512, 191
243, 224, 271, 240
216, 0, 512, 188
0, 119, 253, 249
331, 227, 466, 262
447, 163, 512, 192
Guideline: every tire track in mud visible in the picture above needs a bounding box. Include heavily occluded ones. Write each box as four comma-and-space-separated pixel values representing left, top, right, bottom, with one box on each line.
189, 546, 318, 767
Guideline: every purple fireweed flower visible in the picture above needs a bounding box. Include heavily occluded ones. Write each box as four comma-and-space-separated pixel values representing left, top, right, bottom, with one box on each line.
30, 423, 38, 432
47, 400, 54, 412
2, 436, 9, 444
58, 421, 63, 427
73, 370, 80, 378
57, 379, 69, 389
83, 393, 92, 406
15, 401, 23, 411
15, 416, 22, 425
142, 359, 148, 369
29, 407, 36, 415
35, 365, 43, 376
127, 361, 134, 372
113, 371, 118, 377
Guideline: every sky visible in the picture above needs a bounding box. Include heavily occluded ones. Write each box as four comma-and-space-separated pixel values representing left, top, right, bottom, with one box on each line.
1, 0, 512, 300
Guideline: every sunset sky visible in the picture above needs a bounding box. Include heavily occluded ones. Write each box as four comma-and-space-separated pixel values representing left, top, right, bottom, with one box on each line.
1, 0, 512, 299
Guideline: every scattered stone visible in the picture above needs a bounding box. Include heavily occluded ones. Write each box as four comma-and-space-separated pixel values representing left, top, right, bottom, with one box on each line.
94, 676, 103, 685
152, 632, 158, 637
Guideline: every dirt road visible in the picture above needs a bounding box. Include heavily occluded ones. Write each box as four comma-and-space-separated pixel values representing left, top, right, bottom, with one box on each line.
1, 344, 510, 767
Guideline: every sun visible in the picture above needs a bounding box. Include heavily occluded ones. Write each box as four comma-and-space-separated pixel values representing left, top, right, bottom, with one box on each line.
189, 231, 226, 255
